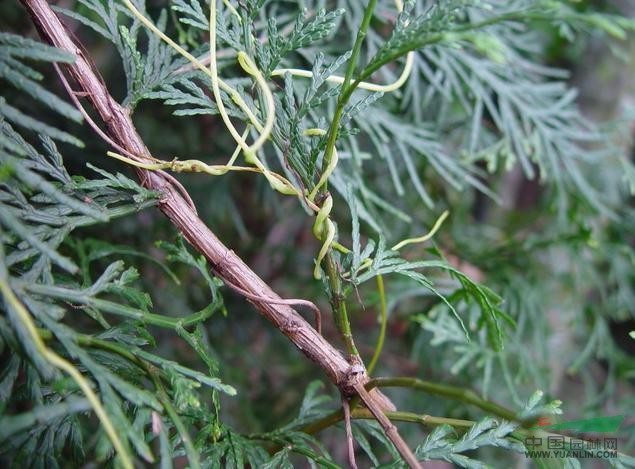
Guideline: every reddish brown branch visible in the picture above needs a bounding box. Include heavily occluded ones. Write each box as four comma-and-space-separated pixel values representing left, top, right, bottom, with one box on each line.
18, 0, 422, 465
52, 62, 198, 211
221, 274, 322, 335
355, 382, 421, 468
21, 0, 350, 383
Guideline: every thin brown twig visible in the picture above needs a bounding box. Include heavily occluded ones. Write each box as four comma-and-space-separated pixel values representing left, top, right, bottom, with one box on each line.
221, 274, 322, 335
342, 397, 358, 469
53, 63, 198, 212
354, 382, 422, 469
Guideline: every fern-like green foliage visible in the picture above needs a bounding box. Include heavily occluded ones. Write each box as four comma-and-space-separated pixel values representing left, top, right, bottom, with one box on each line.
0, 31, 237, 466
0, 118, 240, 465
0, 33, 83, 145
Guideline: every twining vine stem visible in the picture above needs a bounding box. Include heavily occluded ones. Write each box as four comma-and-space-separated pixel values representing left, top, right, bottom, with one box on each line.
20, 0, 360, 384
311, 0, 380, 363
18, 0, 417, 466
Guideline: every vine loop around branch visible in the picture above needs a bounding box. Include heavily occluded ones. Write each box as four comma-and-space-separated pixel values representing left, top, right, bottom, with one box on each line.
121, 0, 415, 278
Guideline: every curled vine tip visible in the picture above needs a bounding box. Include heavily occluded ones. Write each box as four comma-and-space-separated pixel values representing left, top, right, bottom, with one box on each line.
270, 0, 414, 95
312, 194, 336, 279
392, 210, 450, 251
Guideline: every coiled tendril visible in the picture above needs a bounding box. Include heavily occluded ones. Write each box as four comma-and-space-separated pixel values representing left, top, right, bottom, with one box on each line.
119, 0, 419, 279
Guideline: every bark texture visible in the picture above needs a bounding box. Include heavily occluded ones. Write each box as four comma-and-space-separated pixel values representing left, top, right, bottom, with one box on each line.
18, 0, 399, 415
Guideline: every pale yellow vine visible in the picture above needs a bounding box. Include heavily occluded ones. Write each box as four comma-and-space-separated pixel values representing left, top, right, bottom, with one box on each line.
392, 210, 449, 251
120, 0, 416, 279
311, 192, 336, 279
106, 150, 296, 187
343, 210, 451, 278
0, 280, 134, 469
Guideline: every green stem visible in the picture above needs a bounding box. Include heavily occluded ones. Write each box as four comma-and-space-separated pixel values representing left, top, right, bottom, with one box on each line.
264, 406, 474, 455
300, 407, 474, 437
324, 252, 358, 357
367, 377, 517, 422
25, 283, 216, 330
38, 327, 148, 367
356, 409, 474, 429
313, 1, 380, 361
320, 0, 378, 189
297, 377, 518, 442
367, 274, 387, 374
285, 401, 634, 462
314, 1, 379, 361
276, 395, 635, 462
